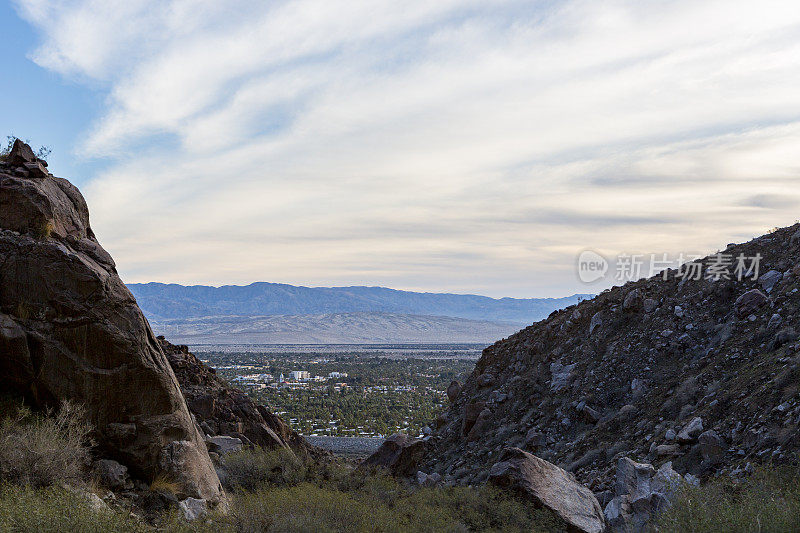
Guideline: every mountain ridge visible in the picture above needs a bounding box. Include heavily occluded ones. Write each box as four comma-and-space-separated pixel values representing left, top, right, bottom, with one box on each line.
127, 281, 590, 324
148, 311, 522, 345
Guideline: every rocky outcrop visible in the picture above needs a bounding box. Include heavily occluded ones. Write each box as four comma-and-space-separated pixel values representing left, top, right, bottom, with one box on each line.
421, 222, 800, 529
158, 337, 319, 459
488, 447, 605, 533
603, 457, 689, 533
360, 434, 427, 477
0, 142, 221, 502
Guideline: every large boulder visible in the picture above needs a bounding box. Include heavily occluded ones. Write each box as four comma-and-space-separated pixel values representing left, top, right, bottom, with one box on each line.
734, 289, 768, 317
359, 434, 427, 477
446, 380, 461, 402
604, 458, 685, 533
677, 416, 704, 444
488, 447, 605, 533
462, 401, 486, 436
0, 145, 222, 502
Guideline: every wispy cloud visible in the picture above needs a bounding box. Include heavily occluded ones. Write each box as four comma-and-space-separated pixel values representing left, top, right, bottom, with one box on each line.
13, 0, 800, 296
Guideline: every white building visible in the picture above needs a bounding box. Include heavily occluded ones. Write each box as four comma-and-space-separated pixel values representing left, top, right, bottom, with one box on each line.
328, 371, 348, 379
290, 370, 310, 381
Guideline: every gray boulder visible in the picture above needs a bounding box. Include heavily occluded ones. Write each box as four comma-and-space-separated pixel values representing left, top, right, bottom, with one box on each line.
734, 289, 768, 317
206, 435, 243, 456
360, 434, 427, 477
589, 312, 603, 335
605, 458, 685, 533
759, 270, 782, 293
550, 361, 576, 392
446, 380, 461, 402
698, 430, 725, 464
622, 289, 643, 311
489, 447, 605, 533
92, 459, 133, 491
677, 417, 704, 444
178, 497, 207, 521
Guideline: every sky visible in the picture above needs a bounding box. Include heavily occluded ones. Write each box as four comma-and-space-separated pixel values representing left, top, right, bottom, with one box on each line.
2, 0, 800, 298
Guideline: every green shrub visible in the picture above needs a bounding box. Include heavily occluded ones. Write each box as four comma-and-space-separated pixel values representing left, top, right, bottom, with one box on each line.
657, 465, 800, 533
213, 481, 561, 533
403, 485, 564, 532
0, 484, 147, 533
221, 447, 308, 491
0, 136, 51, 162
0, 401, 92, 488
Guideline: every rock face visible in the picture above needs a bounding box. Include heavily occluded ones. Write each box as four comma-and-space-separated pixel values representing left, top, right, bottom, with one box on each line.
158, 337, 318, 459
604, 458, 686, 533
446, 380, 461, 402
488, 447, 605, 533
0, 143, 221, 502
421, 221, 800, 524
360, 434, 427, 477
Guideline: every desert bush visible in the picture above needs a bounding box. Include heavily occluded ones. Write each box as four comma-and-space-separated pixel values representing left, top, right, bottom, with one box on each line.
34, 219, 54, 240
0, 135, 51, 162
150, 473, 182, 496
221, 447, 308, 491
215, 481, 561, 533
215, 446, 559, 531
0, 401, 92, 488
656, 465, 800, 532
402, 485, 563, 532
0, 484, 147, 533
220, 483, 403, 533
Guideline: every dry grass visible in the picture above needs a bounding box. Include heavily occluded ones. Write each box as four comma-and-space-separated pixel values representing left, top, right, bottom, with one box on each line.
0, 484, 149, 533
0, 401, 92, 488
216, 481, 562, 533
150, 473, 181, 496
34, 220, 54, 241
220, 447, 308, 491
657, 465, 800, 532
13, 303, 31, 321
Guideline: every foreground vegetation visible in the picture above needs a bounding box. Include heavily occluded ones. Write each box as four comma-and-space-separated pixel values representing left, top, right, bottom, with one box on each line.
2, 398, 800, 532
0, 399, 560, 532
656, 465, 800, 532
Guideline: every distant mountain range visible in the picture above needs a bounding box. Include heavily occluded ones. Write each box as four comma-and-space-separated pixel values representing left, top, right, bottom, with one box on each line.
127, 282, 590, 344
147, 312, 521, 344
127, 282, 589, 323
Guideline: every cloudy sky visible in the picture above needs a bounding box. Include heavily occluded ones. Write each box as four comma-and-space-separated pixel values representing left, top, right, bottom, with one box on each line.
3, 0, 800, 297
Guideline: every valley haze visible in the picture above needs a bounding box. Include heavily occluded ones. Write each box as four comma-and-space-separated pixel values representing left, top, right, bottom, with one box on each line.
128, 282, 589, 344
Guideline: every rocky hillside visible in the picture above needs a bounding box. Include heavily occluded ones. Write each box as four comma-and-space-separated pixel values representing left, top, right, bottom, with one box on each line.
423, 223, 800, 503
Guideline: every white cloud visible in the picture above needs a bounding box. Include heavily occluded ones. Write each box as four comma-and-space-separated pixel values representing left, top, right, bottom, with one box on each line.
13, 0, 800, 296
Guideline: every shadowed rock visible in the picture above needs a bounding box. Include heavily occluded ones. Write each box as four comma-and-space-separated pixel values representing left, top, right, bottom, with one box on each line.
360, 434, 427, 477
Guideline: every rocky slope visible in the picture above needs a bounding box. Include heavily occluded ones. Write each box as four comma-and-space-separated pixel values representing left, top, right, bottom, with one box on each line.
158, 336, 319, 460
423, 223, 800, 504
0, 141, 223, 502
